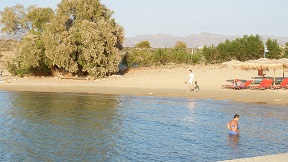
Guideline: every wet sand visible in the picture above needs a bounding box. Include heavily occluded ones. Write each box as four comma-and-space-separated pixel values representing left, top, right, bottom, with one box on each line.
221, 152, 288, 162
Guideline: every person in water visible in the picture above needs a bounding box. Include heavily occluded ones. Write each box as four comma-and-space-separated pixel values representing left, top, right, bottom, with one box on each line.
227, 114, 240, 135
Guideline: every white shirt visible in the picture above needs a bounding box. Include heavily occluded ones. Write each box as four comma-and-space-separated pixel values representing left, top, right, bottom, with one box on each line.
188, 73, 194, 84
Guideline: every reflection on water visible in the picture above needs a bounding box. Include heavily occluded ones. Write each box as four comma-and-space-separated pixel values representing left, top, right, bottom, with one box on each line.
0, 91, 287, 161
227, 134, 239, 149
0, 92, 120, 161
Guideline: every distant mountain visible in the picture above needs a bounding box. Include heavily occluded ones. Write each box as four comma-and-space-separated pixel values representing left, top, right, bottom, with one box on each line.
1, 32, 288, 48
123, 32, 288, 48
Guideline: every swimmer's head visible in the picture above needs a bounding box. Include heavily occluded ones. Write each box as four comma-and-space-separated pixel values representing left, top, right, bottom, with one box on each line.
234, 114, 240, 118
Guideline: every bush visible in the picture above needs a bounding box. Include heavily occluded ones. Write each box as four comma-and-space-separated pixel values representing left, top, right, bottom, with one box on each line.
122, 47, 205, 68
191, 53, 202, 65
154, 48, 173, 65
123, 48, 155, 68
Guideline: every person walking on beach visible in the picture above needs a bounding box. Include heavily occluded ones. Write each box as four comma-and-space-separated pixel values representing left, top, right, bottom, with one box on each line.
185, 69, 195, 92
227, 114, 240, 135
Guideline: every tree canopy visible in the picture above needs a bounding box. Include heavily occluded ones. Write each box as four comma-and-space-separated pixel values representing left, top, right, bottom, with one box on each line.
135, 40, 151, 48
284, 42, 288, 58
265, 38, 281, 59
2, 0, 124, 78
174, 41, 187, 49
0, 4, 27, 34
202, 35, 265, 64
25, 7, 54, 32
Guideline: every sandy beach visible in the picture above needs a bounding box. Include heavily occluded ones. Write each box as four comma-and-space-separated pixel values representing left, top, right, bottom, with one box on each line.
0, 65, 287, 106
221, 152, 288, 162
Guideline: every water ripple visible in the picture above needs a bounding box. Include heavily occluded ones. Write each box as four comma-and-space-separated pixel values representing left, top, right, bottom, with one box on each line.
0, 91, 287, 161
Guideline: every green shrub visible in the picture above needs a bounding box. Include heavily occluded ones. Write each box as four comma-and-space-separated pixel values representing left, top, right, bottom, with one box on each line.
154, 48, 173, 65
123, 48, 155, 68
191, 53, 202, 65
122, 47, 205, 68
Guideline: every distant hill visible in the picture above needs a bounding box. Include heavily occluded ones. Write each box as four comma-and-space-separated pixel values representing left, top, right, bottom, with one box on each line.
1, 32, 288, 48
123, 32, 288, 48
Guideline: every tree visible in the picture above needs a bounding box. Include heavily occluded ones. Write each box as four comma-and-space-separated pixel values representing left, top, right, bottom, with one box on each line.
4, 0, 124, 78
283, 42, 288, 58
42, 0, 124, 78
25, 7, 54, 32
11, 32, 51, 76
1, 5, 54, 76
202, 35, 264, 64
135, 40, 151, 48
0, 4, 27, 35
202, 45, 216, 64
215, 39, 231, 63
265, 38, 281, 59
232, 35, 263, 61
124, 48, 154, 68
0, 5, 54, 34
174, 41, 187, 49
2, 6, 54, 76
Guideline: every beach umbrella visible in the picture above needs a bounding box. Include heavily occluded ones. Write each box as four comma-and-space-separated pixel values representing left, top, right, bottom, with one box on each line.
240, 58, 285, 85
222, 60, 243, 81
240, 58, 280, 70
275, 58, 288, 78
275, 58, 288, 65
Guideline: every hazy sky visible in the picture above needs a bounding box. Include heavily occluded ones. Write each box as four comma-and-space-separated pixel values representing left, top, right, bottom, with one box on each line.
1, 0, 287, 37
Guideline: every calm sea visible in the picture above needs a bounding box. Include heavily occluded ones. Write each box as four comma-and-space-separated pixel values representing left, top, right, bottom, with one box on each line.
0, 91, 287, 161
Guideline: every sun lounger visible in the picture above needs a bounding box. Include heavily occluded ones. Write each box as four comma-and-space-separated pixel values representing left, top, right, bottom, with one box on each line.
271, 78, 288, 89
222, 83, 236, 89
237, 80, 252, 90
222, 79, 251, 90
250, 78, 273, 90
222, 79, 239, 89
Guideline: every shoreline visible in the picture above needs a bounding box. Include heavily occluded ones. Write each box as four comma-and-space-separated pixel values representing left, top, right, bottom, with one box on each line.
1, 77, 287, 161
0, 66, 287, 162
0, 77, 287, 107
221, 152, 288, 162
0, 65, 287, 106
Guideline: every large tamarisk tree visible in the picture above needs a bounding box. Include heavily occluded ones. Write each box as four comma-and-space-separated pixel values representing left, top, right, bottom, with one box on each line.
2, 0, 124, 78
43, 0, 124, 78
0, 4, 27, 35
1, 5, 54, 76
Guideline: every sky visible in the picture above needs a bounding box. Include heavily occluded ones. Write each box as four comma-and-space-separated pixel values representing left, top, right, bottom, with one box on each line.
1, 0, 288, 37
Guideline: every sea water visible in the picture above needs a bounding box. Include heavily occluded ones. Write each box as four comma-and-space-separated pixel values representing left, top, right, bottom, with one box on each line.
0, 91, 287, 161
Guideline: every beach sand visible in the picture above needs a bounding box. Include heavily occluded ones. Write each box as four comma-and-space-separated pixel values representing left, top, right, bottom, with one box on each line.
0, 65, 287, 106
221, 153, 288, 162
0, 64, 287, 161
